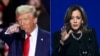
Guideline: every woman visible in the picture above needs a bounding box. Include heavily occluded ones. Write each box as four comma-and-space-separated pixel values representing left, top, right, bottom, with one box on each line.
52, 5, 99, 56
26, 0, 50, 32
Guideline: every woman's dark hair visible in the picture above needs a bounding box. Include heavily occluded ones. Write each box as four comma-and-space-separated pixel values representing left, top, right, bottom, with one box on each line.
26, 0, 46, 12
64, 5, 88, 32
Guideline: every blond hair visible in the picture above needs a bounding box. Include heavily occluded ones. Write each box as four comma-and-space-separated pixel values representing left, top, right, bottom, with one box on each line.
16, 5, 37, 17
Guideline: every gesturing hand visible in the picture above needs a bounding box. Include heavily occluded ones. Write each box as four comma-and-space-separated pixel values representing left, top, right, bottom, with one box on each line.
7, 23, 20, 34
60, 26, 72, 45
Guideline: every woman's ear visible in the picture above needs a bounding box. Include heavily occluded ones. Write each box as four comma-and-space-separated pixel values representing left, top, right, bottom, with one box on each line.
82, 20, 84, 23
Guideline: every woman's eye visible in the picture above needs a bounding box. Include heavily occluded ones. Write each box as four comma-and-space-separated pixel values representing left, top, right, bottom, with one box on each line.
77, 16, 81, 19
70, 18, 73, 19
70, 17, 74, 19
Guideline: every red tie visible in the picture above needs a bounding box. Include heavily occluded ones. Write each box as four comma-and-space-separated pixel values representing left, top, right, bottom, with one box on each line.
23, 34, 31, 56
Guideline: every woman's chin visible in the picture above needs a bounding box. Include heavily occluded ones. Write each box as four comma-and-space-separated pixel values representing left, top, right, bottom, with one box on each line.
71, 28, 80, 33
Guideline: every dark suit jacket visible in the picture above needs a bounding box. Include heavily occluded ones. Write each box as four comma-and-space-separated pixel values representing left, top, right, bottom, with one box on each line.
52, 28, 99, 56
0, 28, 50, 56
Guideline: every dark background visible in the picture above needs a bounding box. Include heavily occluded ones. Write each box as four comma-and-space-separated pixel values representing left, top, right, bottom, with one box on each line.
51, 0, 100, 54
21, 0, 50, 13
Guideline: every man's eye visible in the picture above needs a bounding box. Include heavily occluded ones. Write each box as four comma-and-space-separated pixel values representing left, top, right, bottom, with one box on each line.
23, 18, 27, 20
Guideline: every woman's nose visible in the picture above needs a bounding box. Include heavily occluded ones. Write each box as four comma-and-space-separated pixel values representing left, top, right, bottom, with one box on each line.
73, 18, 77, 23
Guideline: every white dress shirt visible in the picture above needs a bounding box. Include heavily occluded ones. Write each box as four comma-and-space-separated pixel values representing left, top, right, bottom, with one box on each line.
25, 25, 38, 56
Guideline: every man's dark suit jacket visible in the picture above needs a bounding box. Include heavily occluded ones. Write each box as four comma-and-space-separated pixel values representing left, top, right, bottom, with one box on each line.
0, 28, 50, 56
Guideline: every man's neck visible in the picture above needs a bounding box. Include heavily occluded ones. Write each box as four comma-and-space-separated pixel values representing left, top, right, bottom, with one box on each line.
26, 24, 37, 34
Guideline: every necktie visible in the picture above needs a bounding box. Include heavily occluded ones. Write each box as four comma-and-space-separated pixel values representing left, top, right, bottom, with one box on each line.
23, 34, 31, 56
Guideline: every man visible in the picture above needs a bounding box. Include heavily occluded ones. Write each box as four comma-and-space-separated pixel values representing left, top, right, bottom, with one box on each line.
0, 5, 50, 56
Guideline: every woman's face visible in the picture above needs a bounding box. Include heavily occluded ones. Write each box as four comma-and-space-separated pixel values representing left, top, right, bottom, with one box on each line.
28, 0, 41, 8
70, 10, 83, 30
2, 0, 10, 6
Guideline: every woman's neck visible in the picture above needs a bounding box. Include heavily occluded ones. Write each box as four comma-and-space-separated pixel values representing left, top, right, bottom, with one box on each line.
73, 30, 82, 34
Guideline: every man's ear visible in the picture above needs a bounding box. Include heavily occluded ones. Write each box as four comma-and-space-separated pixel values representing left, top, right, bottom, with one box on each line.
33, 17, 38, 24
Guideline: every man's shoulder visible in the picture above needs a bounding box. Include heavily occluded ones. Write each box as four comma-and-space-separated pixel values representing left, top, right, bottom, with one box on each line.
38, 28, 50, 36
38, 28, 50, 41
38, 28, 50, 45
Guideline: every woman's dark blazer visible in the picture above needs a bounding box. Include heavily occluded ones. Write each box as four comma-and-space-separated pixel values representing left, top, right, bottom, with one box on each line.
52, 28, 99, 56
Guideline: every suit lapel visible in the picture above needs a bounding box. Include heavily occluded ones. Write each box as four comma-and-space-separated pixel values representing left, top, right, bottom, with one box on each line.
35, 28, 44, 56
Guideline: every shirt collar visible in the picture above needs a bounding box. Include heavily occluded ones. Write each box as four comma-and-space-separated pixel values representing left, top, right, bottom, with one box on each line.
25, 24, 38, 38
30, 24, 38, 37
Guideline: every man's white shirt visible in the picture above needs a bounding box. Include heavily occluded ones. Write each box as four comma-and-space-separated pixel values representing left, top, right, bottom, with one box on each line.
25, 25, 38, 56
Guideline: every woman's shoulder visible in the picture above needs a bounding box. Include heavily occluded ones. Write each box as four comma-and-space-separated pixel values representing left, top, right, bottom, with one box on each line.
84, 28, 96, 38
52, 31, 61, 42
85, 28, 96, 34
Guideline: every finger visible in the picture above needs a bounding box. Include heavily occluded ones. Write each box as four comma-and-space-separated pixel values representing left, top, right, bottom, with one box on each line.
11, 27, 16, 33
15, 28, 19, 32
61, 27, 67, 36
9, 26, 17, 33
61, 26, 64, 32
15, 23, 20, 27
61, 27, 66, 33
68, 30, 73, 34
11, 23, 20, 28
13, 26, 19, 33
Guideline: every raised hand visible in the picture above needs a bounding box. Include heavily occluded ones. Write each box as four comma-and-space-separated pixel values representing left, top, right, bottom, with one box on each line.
6, 23, 20, 34
60, 26, 72, 45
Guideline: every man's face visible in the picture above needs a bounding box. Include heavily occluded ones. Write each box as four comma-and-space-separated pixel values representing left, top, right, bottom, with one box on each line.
17, 12, 37, 33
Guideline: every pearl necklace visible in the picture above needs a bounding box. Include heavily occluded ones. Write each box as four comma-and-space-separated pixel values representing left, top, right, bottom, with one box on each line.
71, 32, 83, 40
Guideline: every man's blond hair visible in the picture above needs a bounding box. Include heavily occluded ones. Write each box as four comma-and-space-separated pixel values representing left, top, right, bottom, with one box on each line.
16, 5, 37, 17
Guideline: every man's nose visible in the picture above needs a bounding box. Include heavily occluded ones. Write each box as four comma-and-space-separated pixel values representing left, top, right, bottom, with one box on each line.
20, 20, 24, 26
